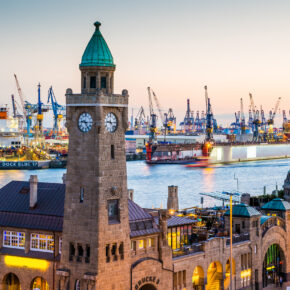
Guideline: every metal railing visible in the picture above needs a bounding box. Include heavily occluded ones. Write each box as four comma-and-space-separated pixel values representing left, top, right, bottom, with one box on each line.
226, 233, 250, 245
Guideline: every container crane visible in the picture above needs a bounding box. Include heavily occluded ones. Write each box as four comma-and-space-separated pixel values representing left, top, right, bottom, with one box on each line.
267, 97, 281, 141
249, 93, 261, 141
147, 87, 158, 143
166, 108, 176, 133
134, 106, 146, 133
205, 86, 214, 141
183, 99, 194, 133
47, 86, 66, 136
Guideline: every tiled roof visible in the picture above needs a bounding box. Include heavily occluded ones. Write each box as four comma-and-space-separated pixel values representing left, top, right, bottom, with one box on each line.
128, 199, 152, 221
224, 203, 261, 218
0, 212, 63, 232
261, 198, 290, 212
154, 216, 196, 227
0, 181, 65, 216
0, 181, 159, 237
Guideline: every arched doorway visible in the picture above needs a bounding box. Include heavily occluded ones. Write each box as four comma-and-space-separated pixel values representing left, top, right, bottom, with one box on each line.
192, 266, 204, 290
206, 261, 222, 290
263, 244, 285, 288
224, 258, 236, 289
3, 273, 20, 290
31, 277, 49, 290
140, 284, 157, 290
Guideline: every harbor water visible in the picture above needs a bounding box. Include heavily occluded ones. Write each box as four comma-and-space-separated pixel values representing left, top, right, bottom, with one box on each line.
0, 159, 289, 209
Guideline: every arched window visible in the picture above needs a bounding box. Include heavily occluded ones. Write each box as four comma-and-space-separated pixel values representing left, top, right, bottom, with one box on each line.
31, 277, 49, 290
3, 273, 20, 290
75, 280, 80, 290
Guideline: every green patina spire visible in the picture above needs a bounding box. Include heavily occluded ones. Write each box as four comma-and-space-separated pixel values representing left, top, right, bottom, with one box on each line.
80, 21, 115, 67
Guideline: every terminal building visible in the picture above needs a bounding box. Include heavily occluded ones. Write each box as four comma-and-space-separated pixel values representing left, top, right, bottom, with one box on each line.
0, 21, 289, 290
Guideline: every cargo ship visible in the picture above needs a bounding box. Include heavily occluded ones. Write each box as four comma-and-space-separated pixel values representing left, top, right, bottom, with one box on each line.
145, 140, 290, 165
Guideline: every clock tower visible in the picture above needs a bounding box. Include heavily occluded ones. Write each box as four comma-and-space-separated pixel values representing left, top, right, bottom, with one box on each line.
58, 22, 130, 290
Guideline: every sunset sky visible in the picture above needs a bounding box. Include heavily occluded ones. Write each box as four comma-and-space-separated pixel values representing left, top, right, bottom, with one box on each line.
0, 0, 289, 126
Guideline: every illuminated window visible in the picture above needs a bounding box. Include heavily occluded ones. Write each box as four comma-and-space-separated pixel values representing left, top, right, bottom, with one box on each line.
3, 231, 25, 249
148, 238, 154, 248
138, 240, 144, 249
30, 234, 54, 252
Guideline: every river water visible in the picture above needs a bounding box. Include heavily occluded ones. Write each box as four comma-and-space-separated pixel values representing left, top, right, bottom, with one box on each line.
0, 159, 289, 209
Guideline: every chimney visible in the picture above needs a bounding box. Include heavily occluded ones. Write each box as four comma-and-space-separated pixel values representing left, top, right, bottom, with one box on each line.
29, 175, 38, 208
167, 185, 179, 211
128, 189, 134, 201
62, 173, 66, 184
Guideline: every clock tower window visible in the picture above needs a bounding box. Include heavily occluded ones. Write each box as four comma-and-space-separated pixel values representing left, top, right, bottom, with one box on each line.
83, 77, 86, 89
108, 199, 119, 223
111, 145, 115, 159
90, 76, 96, 88
101, 76, 107, 89
80, 187, 84, 203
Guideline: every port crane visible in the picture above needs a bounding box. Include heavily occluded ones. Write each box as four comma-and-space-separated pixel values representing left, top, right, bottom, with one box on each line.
14, 74, 34, 136
183, 99, 194, 133
147, 87, 158, 143
165, 108, 176, 133
267, 97, 281, 141
249, 93, 261, 141
47, 86, 66, 136
204, 86, 214, 141
240, 98, 246, 134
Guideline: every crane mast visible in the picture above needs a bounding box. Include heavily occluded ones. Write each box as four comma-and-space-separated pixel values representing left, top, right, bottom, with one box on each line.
14, 74, 27, 119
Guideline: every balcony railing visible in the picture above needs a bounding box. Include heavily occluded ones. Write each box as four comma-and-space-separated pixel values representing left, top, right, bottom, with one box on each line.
172, 243, 203, 258
226, 233, 250, 245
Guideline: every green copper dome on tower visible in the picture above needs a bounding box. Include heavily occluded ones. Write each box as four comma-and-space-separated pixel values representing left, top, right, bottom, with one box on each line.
80, 21, 115, 68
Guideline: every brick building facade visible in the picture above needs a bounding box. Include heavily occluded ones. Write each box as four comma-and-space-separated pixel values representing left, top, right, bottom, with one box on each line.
0, 21, 289, 290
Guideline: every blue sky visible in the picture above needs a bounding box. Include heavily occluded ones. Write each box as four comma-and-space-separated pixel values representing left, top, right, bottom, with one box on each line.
0, 0, 289, 126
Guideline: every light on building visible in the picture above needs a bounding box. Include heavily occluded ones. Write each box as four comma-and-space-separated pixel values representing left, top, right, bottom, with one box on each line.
241, 269, 251, 278
4, 255, 49, 270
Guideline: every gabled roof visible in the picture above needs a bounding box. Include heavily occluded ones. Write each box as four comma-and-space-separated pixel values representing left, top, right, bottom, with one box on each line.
80, 22, 115, 68
128, 199, 152, 222
261, 198, 290, 211
224, 203, 261, 218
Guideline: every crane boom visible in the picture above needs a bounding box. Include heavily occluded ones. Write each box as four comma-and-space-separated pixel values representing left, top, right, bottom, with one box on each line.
272, 97, 281, 120
14, 74, 27, 119
152, 90, 165, 124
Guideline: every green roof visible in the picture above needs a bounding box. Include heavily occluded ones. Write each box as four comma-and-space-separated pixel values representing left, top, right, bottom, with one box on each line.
224, 203, 261, 218
260, 215, 271, 225
80, 21, 115, 68
261, 198, 290, 212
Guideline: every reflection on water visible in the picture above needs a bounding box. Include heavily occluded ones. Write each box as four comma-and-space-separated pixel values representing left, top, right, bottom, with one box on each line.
0, 159, 289, 209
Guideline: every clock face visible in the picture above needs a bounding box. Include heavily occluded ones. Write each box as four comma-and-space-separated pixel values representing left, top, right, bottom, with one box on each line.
78, 112, 93, 132
105, 113, 118, 133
